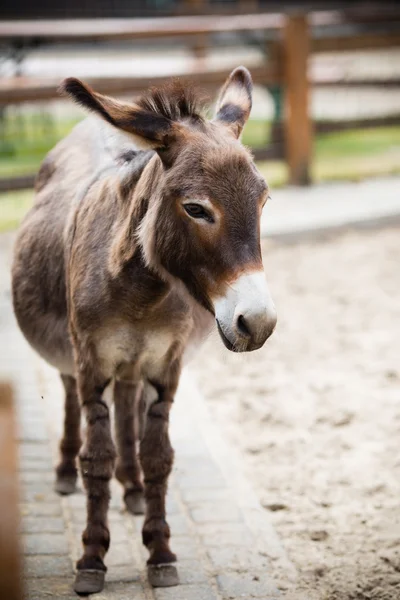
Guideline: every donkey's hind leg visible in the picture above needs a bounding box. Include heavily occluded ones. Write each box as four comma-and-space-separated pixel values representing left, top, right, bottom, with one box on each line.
114, 380, 145, 515
55, 374, 81, 495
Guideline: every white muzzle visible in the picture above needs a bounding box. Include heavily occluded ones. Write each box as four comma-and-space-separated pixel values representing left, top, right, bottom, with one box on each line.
214, 270, 277, 352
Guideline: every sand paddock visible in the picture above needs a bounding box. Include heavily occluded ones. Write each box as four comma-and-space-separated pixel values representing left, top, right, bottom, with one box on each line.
192, 227, 400, 600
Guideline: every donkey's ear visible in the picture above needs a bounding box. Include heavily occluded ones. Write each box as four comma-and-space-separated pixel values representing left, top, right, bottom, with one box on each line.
214, 67, 253, 138
60, 78, 173, 149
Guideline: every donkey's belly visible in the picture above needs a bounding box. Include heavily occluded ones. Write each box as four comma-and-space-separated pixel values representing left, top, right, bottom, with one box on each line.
16, 307, 74, 376
34, 324, 75, 376
12, 196, 74, 376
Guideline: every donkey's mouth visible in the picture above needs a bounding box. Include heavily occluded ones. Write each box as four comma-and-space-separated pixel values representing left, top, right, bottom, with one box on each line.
216, 319, 237, 352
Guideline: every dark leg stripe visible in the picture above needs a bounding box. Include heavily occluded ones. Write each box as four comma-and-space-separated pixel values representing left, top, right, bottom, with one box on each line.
87, 414, 110, 425
82, 473, 110, 482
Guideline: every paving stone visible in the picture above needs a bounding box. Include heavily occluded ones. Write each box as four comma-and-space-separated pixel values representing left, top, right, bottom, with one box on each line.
68, 508, 89, 524
24, 554, 73, 578
106, 543, 135, 567
129, 514, 145, 536
170, 536, 202, 561
200, 527, 254, 548
23, 533, 69, 555
65, 491, 86, 509
177, 560, 209, 585
19, 443, 51, 459
167, 514, 191, 537
21, 485, 60, 504
18, 456, 53, 472
176, 462, 224, 477
207, 546, 270, 571
178, 474, 227, 490
108, 521, 134, 545
172, 436, 210, 458
166, 492, 181, 515
217, 573, 279, 598
19, 471, 54, 484
190, 503, 242, 524
21, 480, 53, 494
109, 492, 124, 510
21, 517, 65, 534
154, 583, 218, 600
175, 462, 226, 490
94, 582, 146, 600
180, 487, 233, 504
174, 456, 219, 472
24, 577, 76, 600
20, 502, 62, 518
18, 421, 48, 442
105, 565, 141, 583
108, 508, 125, 523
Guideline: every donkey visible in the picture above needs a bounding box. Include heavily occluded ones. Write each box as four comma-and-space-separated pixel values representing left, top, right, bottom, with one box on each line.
12, 67, 277, 595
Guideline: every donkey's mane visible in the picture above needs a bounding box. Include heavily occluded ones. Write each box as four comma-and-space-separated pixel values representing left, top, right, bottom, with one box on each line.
136, 80, 205, 123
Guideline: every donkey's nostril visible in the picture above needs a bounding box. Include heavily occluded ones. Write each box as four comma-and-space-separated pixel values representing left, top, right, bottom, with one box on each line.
236, 314, 251, 339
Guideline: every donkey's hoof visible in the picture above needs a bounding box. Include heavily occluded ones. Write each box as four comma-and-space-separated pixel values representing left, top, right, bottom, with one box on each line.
74, 569, 105, 595
54, 475, 77, 496
147, 564, 179, 588
124, 489, 145, 515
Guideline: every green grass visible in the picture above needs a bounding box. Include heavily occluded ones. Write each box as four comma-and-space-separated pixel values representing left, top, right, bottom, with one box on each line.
0, 114, 81, 177
242, 119, 272, 149
1, 117, 400, 232
256, 125, 400, 188
0, 190, 34, 233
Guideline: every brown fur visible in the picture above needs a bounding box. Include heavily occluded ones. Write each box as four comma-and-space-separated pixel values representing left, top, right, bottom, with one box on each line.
12, 67, 272, 587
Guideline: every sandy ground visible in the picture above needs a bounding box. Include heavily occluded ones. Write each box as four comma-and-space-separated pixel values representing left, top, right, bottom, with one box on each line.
191, 227, 400, 600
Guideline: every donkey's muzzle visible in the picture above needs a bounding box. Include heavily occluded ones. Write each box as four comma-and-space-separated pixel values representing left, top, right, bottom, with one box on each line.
214, 270, 277, 353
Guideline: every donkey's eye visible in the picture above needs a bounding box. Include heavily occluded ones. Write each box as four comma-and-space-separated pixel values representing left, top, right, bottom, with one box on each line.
183, 203, 214, 223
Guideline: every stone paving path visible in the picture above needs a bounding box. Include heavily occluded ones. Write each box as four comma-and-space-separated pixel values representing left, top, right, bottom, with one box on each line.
261, 175, 400, 240
0, 232, 293, 599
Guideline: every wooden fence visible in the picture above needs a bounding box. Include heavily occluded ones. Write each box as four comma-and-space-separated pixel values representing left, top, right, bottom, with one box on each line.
0, 8, 400, 187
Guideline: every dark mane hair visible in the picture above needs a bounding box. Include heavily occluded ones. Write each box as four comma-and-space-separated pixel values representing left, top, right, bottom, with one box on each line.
136, 80, 206, 123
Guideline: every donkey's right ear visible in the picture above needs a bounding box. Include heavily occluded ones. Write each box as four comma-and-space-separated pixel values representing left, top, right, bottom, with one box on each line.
60, 78, 174, 150
214, 67, 253, 138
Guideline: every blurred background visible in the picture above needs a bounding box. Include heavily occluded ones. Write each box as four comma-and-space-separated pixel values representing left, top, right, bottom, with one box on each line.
1, 1, 400, 229
1, 2, 400, 600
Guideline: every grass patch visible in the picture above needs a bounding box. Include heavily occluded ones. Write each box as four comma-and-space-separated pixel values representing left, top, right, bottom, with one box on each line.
256, 125, 400, 188
242, 119, 272, 149
0, 113, 81, 177
0, 190, 34, 233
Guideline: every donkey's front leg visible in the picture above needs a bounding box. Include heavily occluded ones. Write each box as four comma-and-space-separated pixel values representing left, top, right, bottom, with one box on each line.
140, 380, 179, 588
114, 380, 145, 515
74, 362, 116, 596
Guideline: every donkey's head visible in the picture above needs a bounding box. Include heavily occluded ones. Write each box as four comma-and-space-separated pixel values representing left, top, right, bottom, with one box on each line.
62, 67, 276, 352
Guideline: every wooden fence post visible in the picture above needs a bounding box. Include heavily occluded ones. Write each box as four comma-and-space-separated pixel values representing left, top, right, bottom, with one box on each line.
283, 13, 312, 185
0, 383, 22, 600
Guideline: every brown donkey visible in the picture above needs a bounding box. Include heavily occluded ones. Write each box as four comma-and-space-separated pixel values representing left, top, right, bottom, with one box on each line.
12, 67, 277, 595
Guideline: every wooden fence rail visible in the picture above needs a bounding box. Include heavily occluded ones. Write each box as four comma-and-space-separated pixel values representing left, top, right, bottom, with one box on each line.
1, 9, 400, 188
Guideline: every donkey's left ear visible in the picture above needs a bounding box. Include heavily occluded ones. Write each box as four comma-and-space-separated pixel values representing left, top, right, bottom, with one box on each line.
214, 67, 253, 138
